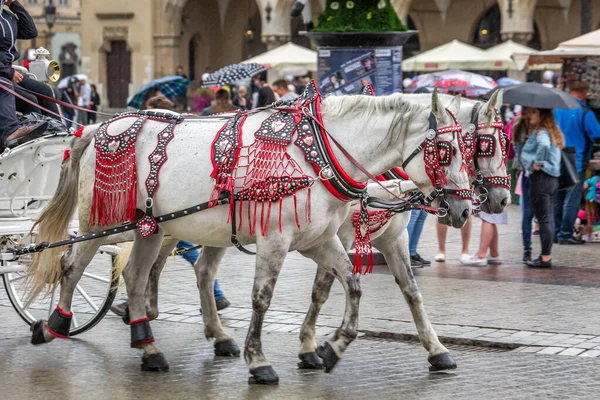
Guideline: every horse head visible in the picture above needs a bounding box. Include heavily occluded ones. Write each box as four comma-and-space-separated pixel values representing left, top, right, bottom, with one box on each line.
468, 89, 511, 214
401, 90, 472, 229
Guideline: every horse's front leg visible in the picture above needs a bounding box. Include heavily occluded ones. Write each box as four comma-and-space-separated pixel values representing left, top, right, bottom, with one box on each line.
372, 231, 457, 372
245, 235, 291, 385
122, 231, 170, 372
297, 265, 335, 370
194, 246, 240, 357
30, 239, 102, 344
300, 237, 362, 373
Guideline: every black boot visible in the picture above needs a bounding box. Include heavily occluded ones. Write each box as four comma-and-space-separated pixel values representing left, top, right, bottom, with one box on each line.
526, 257, 552, 268
522, 251, 532, 262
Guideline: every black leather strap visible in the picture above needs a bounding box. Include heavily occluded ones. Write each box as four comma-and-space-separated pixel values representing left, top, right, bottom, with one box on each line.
230, 196, 257, 255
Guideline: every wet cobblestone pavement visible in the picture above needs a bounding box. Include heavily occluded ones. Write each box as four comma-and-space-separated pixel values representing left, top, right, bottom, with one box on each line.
2, 205, 600, 398
2, 316, 600, 400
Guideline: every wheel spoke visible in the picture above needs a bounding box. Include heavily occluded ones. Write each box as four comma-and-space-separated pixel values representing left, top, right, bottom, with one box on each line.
71, 312, 79, 329
8, 274, 26, 282
82, 272, 110, 283
75, 284, 99, 312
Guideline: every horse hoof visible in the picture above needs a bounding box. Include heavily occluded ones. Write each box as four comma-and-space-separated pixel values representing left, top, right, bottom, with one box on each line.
428, 352, 457, 372
316, 342, 340, 373
297, 352, 324, 369
248, 366, 279, 385
214, 339, 241, 357
141, 353, 170, 372
30, 320, 48, 345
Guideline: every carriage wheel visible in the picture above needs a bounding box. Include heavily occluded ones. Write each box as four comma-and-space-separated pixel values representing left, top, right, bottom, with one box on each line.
2, 234, 120, 336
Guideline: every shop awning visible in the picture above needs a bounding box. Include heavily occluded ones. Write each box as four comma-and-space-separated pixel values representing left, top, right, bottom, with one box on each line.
513, 29, 600, 70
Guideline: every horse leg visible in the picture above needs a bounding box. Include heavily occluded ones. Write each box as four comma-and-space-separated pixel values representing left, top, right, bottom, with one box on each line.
122, 232, 170, 372
30, 239, 102, 344
299, 237, 362, 373
372, 232, 457, 372
297, 265, 335, 370
245, 235, 290, 385
144, 238, 178, 321
193, 246, 240, 357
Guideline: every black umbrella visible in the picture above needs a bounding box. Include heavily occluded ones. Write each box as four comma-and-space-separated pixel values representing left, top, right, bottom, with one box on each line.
482, 82, 580, 110
201, 63, 268, 87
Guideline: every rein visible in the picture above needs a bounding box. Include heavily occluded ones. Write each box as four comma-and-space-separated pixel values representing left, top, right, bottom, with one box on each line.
0, 79, 81, 127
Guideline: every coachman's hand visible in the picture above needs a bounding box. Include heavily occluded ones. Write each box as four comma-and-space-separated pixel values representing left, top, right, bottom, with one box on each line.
12, 70, 23, 84
532, 163, 541, 171
5, 0, 16, 6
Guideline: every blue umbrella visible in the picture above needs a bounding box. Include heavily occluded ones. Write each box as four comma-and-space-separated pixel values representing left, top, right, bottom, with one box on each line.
497, 77, 521, 87
127, 76, 192, 109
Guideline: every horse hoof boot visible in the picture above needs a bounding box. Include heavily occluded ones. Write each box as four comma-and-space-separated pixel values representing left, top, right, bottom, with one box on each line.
30, 320, 48, 345
248, 366, 279, 385
214, 339, 241, 357
316, 342, 340, 373
428, 352, 457, 372
141, 353, 170, 372
297, 352, 324, 369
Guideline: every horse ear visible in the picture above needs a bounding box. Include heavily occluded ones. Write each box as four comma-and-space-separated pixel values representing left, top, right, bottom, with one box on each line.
487, 89, 503, 114
447, 94, 462, 116
431, 89, 445, 120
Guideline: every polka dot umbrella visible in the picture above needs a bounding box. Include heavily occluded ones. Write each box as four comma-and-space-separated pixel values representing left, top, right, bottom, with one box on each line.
201, 63, 268, 88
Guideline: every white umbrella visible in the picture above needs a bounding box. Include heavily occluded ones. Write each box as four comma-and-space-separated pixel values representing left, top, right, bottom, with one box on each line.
403, 40, 497, 72
57, 74, 88, 89
483, 40, 549, 71
243, 42, 317, 72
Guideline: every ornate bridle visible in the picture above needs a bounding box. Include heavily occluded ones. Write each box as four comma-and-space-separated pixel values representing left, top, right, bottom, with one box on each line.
465, 103, 512, 204
401, 108, 474, 217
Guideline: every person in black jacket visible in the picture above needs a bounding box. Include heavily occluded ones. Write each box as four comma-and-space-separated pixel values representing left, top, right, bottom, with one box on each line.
0, 0, 48, 148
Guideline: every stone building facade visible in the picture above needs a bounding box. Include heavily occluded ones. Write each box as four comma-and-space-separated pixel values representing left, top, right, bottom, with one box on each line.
75, 0, 600, 107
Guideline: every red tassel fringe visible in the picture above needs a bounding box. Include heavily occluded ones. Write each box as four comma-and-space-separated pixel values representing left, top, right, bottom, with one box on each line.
74, 126, 84, 137
89, 146, 137, 226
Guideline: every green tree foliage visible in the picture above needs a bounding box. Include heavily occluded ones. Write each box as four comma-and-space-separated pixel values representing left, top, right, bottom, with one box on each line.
313, 0, 407, 32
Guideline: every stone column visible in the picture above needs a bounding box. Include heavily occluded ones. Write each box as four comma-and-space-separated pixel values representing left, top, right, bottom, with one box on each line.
259, 0, 292, 50
153, 34, 181, 78
498, 0, 537, 44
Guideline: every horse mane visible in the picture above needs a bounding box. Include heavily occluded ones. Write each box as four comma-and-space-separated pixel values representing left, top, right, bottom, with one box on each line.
320, 94, 430, 147
320, 93, 428, 121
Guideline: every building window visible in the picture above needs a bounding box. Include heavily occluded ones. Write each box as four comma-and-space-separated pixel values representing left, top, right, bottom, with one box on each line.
27, 0, 41, 5
58, 0, 70, 6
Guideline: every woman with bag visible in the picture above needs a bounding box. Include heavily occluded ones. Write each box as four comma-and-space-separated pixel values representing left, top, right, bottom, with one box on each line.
512, 111, 536, 262
517, 107, 565, 268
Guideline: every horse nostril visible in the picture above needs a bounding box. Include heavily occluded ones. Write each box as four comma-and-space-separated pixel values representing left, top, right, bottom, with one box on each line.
500, 198, 508, 208
461, 208, 470, 220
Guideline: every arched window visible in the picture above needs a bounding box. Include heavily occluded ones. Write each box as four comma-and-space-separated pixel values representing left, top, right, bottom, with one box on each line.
473, 4, 502, 49
403, 15, 420, 59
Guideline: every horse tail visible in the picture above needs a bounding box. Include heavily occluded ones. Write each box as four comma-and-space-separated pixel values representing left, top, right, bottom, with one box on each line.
111, 241, 132, 285
26, 127, 96, 303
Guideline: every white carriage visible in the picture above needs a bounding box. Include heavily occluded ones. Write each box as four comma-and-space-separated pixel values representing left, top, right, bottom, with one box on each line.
0, 51, 118, 335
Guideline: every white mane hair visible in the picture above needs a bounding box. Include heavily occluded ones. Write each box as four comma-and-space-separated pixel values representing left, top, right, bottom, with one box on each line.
320, 93, 430, 140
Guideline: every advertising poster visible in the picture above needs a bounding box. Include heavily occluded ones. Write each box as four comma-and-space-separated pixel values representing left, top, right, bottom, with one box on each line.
317, 46, 403, 96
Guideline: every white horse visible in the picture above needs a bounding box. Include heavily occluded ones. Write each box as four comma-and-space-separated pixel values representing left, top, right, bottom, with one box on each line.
293, 90, 509, 372
26, 89, 471, 384
133, 90, 509, 374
